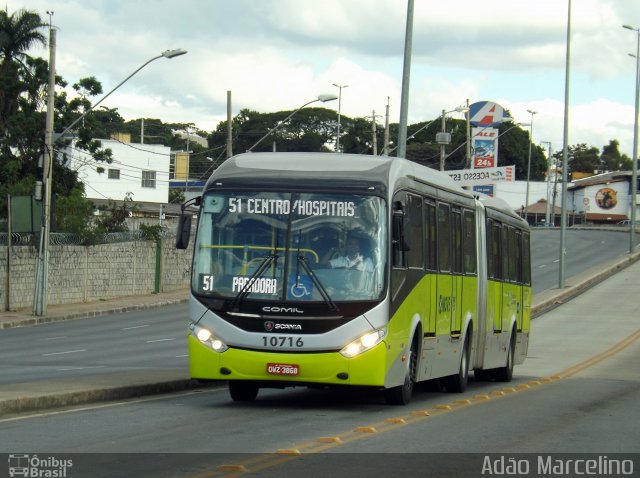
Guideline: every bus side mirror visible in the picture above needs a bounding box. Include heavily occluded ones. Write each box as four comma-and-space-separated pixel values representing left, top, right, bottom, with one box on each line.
176, 214, 192, 249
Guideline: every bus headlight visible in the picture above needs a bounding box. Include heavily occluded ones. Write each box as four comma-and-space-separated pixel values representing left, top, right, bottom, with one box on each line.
340, 329, 386, 358
191, 324, 228, 352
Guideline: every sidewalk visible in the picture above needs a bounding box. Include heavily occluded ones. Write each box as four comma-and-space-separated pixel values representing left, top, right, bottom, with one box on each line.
1, 251, 639, 417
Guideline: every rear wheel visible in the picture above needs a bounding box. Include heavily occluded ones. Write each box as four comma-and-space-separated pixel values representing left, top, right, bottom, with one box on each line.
229, 381, 259, 402
384, 340, 418, 405
495, 332, 515, 382
444, 335, 469, 393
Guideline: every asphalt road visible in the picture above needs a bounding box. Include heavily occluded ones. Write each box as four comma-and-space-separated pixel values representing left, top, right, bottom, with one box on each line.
0, 257, 638, 478
0, 229, 633, 386
530, 228, 632, 294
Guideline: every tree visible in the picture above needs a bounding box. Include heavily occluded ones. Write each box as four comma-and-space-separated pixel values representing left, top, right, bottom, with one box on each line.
567, 143, 601, 175
601, 139, 632, 172
210, 107, 338, 154
0, 8, 46, 134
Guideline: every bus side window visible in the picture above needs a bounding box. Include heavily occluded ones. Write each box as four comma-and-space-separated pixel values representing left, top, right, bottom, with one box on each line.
522, 232, 531, 286
437, 203, 451, 273
452, 208, 463, 274
407, 194, 424, 269
425, 200, 437, 271
392, 200, 409, 268
463, 209, 476, 274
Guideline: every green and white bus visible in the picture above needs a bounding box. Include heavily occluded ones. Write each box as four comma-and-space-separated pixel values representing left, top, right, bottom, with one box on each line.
176, 152, 531, 405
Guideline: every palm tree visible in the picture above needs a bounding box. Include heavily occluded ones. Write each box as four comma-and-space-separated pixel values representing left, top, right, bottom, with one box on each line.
0, 8, 46, 131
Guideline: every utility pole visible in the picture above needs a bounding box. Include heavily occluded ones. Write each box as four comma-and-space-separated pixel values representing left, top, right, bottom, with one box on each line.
383, 97, 390, 156
226, 90, 233, 158
439, 109, 446, 171
371, 110, 378, 156
33, 14, 56, 316
465, 98, 471, 169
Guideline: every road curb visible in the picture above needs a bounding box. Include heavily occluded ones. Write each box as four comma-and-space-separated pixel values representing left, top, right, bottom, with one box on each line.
0, 379, 218, 418
531, 251, 640, 317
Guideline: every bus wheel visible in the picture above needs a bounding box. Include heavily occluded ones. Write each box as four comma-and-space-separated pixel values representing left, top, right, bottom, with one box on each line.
384, 341, 417, 405
444, 336, 469, 393
495, 332, 515, 382
229, 381, 259, 402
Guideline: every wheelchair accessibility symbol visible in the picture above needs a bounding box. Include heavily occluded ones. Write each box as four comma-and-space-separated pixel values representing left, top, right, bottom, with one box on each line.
289, 275, 313, 299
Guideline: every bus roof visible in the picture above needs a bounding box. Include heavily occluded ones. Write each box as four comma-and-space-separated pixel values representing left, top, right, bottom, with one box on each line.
206, 152, 470, 198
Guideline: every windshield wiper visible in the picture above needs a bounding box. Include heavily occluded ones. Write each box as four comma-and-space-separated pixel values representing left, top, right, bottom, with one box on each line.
230, 253, 278, 310
296, 255, 339, 313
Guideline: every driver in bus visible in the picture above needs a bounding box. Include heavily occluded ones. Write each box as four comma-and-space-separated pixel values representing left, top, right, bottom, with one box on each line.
323, 237, 374, 272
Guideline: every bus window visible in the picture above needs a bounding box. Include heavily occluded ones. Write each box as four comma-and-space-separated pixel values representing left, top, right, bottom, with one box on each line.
522, 232, 531, 286
452, 208, 463, 274
437, 203, 451, 273
408, 194, 424, 269
192, 191, 387, 302
463, 209, 476, 274
501, 225, 510, 281
515, 229, 523, 283
425, 200, 437, 271
489, 220, 502, 280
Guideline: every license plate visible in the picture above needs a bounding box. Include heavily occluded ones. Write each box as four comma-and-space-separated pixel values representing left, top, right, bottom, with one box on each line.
267, 363, 299, 376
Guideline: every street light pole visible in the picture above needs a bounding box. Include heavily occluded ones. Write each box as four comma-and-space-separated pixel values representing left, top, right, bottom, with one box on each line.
247, 94, 338, 152
32, 47, 188, 316
559, 0, 572, 289
397, 0, 414, 159
333, 83, 348, 152
524, 109, 538, 221
623, 24, 639, 253
540, 141, 553, 225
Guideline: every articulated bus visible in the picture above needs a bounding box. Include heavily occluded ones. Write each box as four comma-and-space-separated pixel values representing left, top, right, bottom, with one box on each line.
176, 152, 531, 405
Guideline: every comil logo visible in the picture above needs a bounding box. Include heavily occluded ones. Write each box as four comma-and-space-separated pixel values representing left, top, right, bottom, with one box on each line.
8, 454, 73, 477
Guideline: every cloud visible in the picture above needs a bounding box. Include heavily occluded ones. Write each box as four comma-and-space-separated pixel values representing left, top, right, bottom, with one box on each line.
11, 0, 640, 157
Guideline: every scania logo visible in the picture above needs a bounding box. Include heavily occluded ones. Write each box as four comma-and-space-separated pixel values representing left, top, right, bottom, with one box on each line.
262, 306, 304, 314
263, 321, 303, 332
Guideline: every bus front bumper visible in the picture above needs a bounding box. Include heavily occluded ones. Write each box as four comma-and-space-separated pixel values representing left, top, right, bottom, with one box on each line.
188, 335, 386, 387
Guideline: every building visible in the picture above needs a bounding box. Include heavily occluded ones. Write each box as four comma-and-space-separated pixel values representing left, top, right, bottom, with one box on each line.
568, 171, 639, 224
65, 136, 171, 204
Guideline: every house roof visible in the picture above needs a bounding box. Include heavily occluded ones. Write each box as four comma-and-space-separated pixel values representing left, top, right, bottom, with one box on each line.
524, 199, 562, 214
568, 171, 632, 190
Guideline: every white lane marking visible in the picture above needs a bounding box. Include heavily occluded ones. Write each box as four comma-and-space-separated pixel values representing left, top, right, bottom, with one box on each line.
42, 349, 87, 356
175, 354, 188, 358
145, 338, 176, 343
40, 336, 68, 341
538, 264, 547, 268
57, 366, 105, 372
121, 325, 150, 331
553, 259, 560, 263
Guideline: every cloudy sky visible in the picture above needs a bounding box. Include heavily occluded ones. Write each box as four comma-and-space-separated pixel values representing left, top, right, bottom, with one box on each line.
11, 0, 640, 158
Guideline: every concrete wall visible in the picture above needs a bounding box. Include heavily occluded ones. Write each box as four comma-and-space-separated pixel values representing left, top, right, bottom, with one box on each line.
0, 235, 193, 311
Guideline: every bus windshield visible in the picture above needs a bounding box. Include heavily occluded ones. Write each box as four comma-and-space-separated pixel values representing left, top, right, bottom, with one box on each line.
192, 191, 387, 303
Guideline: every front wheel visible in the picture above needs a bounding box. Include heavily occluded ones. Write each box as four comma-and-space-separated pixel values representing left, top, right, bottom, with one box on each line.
384, 341, 417, 405
444, 336, 469, 393
229, 381, 259, 402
